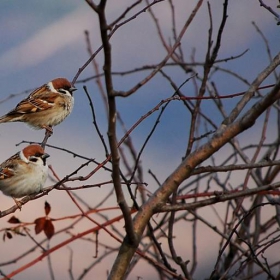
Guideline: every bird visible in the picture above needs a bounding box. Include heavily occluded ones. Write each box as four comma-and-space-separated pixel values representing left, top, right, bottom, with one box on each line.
0, 78, 76, 131
0, 145, 49, 207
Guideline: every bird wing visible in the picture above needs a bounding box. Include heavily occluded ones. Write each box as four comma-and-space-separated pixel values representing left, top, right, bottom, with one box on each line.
0, 166, 15, 180
0, 153, 19, 180
7, 86, 57, 115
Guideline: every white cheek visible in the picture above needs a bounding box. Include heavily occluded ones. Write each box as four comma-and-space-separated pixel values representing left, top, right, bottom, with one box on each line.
64, 91, 72, 98
31, 161, 48, 187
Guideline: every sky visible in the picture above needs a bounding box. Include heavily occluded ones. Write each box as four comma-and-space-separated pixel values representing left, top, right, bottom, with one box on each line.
0, 0, 279, 279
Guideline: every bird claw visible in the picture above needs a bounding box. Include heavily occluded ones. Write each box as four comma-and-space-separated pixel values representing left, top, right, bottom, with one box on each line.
43, 125, 53, 134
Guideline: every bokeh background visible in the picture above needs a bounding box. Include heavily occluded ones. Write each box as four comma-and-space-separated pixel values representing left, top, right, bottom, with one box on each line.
0, 1, 279, 279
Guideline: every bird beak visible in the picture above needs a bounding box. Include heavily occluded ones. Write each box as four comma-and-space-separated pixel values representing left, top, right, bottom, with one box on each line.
42, 153, 50, 159
70, 86, 77, 93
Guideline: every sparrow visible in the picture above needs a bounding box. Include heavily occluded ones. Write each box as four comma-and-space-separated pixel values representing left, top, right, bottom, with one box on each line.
0, 78, 76, 131
0, 145, 49, 207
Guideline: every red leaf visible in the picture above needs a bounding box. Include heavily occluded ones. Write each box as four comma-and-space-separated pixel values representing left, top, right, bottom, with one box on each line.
34, 217, 46, 234
44, 201, 51, 216
3, 231, 13, 242
44, 220, 55, 240
7, 216, 21, 224
6, 231, 13, 239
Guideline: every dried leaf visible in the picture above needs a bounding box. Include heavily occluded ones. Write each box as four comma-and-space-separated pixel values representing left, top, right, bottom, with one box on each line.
6, 231, 13, 239
44, 201, 51, 216
8, 216, 21, 224
3, 231, 13, 242
34, 217, 46, 234
44, 220, 55, 240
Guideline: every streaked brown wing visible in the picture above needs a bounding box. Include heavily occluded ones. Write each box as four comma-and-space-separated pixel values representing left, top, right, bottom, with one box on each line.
8, 92, 57, 115
0, 153, 19, 180
28, 84, 48, 98
0, 167, 15, 180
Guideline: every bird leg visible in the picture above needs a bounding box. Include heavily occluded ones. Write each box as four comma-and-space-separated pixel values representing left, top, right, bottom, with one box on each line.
43, 125, 53, 134
41, 126, 53, 148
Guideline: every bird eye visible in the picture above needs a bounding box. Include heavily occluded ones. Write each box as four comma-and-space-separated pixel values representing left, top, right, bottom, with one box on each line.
35, 153, 43, 157
58, 89, 67, 94
29, 157, 38, 163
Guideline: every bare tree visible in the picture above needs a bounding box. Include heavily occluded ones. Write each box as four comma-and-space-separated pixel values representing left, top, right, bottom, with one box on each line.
1, 1, 280, 280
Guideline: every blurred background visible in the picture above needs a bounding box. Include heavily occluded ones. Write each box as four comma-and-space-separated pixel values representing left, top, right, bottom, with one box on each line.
0, 1, 279, 279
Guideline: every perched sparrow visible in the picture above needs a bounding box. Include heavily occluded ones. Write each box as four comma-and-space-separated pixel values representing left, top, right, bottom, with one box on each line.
0, 78, 76, 130
0, 145, 49, 206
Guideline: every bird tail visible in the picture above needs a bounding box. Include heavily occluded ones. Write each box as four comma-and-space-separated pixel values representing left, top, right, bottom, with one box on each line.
0, 114, 20, 123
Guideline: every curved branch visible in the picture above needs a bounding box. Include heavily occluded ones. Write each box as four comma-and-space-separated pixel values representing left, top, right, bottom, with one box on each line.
109, 54, 280, 279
